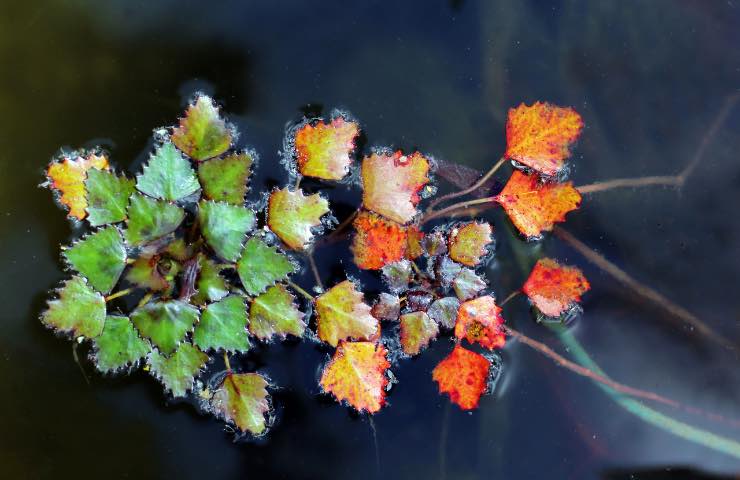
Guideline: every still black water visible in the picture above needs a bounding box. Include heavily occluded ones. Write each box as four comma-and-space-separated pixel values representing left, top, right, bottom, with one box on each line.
1, 1, 739, 479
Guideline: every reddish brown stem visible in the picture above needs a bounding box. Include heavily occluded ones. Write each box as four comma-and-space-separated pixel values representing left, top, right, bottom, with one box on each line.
426, 156, 507, 213
553, 226, 734, 350
421, 196, 498, 224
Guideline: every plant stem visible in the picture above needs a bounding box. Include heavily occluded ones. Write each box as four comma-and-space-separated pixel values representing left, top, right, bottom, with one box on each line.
499, 290, 520, 306
553, 226, 732, 349
307, 252, 323, 291
426, 156, 507, 212
577, 175, 680, 194
554, 325, 740, 459
105, 288, 134, 302
287, 280, 314, 301
577, 92, 738, 195
421, 196, 498, 224
223, 352, 231, 372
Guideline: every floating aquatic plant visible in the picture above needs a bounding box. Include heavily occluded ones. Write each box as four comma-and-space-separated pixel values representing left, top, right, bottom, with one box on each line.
40, 94, 740, 458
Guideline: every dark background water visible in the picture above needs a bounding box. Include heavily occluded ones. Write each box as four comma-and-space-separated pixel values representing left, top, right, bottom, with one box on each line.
1, 1, 739, 479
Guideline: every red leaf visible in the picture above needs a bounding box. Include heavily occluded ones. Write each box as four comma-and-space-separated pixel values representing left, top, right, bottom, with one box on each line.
433, 345, 490, 410
352, 210, 409, 270
522, 258, 590, 317
454, 295, 505, 350
496, 170, 581, 239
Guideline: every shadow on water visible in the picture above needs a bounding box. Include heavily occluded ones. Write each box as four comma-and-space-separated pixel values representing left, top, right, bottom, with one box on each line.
1, 1, 739, 479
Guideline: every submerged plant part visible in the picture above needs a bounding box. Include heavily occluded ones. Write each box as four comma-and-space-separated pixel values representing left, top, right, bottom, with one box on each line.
41, 95, 738, 457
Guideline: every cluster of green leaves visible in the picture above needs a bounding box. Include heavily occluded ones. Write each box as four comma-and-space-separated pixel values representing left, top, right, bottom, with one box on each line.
43, 95, 314, 436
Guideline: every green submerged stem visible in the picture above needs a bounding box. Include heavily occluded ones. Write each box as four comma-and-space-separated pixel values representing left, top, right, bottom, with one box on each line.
552, 324, 740, 459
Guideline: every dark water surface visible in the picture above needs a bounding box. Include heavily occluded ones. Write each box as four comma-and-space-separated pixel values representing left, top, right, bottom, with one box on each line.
1, 1, 739, 479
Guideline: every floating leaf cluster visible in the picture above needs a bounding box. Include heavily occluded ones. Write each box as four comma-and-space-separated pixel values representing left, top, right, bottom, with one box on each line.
42, 97, 591, 437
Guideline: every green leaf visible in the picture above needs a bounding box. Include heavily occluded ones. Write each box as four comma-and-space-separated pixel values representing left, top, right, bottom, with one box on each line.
249, 284, 305, 341
92, 316, 151, 373
84, 169, 135, 226
453, 268, 486, 301
198, 151, 253, 205
148, 342, 209, 397
199, 200, 256, 262
131, 300, 199, 355
41, 276, 106, 338
136, 142, 201, 202
124, 193, 185, 246
193, 295, 250, 352
63, 226, 127, 294
210, 372, 270, 435
237, 236, 295, 296
172, 95, 232, 161
267, 187, 330, 250
381, 260, 412, 293
192, 254, 229, 305
427, 297, 459, 329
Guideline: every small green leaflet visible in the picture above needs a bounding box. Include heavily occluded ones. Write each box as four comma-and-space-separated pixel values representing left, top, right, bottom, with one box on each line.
172, 95, 232, 161
148, 342, 209, 397
249, 284, 305, 341
131, 300, 199, 355
63, 226, 127, 294
198, 151, 253, 205
124, 193, 185, 246
193, 295, 250, 352
453, 268, 486, 301
125, 256, 171, 292
136, 142, 201, 201
210, 372, 270, 435
41, 276, 106, 338
191, 254, 229, 305
199, 200, 256, 262
237, 236, 295, 296
92, 316, 151, 373
84, 169, 135, 226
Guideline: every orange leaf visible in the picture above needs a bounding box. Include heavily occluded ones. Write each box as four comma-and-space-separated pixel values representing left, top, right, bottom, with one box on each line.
46, 152, 110, 220
405, 225, 425, 260
496, 170, 581, 239
315, 280, 379, 346
432, 345, 490, 410
505, 101, 583, 176
399, 311, 439, 356
352, 210, 409, 270
319, 341, 390, 413
294, 117, 360, 180
522, 258, 590, 317
454, 295, 505, 350
448, 221, 493, 267
361, 150, 430, 224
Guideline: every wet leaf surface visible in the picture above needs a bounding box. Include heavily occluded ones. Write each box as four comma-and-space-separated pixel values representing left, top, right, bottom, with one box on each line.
193, 295, 250, 352
148, 342, 209, 397
136, 142, 200, 201
172, 94, 232, 161
46, 152, 109, 220
63, 226, 127, 294
248, 284, 305, 341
